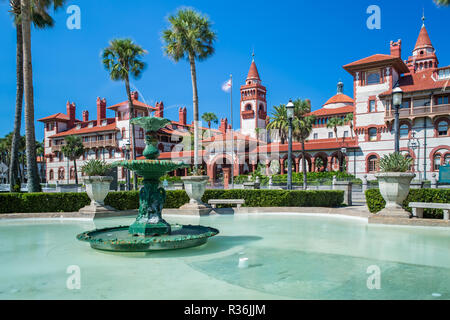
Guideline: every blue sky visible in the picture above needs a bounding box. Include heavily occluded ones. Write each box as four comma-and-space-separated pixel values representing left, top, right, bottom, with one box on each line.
0, 0, 449, 141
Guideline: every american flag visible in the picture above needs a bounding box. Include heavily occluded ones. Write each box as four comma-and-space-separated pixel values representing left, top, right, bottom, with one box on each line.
222, 78, 232, 92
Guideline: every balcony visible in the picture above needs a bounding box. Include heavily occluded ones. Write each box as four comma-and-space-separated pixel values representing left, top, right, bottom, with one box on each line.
241, 110, 255, 120
385, 104, 450, 121
51, 139, 118, 153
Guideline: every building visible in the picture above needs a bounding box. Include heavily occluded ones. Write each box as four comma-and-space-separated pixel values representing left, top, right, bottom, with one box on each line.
39, 18, 450, 184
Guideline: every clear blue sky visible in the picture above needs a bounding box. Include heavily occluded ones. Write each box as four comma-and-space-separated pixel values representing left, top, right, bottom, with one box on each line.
0, 0, 449, 141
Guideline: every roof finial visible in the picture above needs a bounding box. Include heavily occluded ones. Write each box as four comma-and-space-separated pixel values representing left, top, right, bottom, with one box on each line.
422, 8, 426, 27
252, 48, 255, 62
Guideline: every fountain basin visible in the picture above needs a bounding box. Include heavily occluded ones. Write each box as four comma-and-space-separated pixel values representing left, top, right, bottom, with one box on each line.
77, 224, 219, 252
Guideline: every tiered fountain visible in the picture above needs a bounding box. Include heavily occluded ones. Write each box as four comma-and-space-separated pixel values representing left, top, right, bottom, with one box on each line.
77, 117, 219, 252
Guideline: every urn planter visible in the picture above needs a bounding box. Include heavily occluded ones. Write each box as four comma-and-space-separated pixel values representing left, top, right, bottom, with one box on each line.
180, 176, 211, 216
374, 172, 415, 218
79, 176, 117, 216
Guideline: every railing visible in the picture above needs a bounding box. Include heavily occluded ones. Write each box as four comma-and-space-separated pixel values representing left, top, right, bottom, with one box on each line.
385, 103, 450, 119
51, 139, 117, 152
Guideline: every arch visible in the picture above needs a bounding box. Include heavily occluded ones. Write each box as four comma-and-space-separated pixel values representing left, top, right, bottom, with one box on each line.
245, 104, 252, 111
330, 150, 346, 172
49, 169, 54, 181
399, 120, 412, 139
208, 153, 240, 182
434, 117, 450, 137
313, 152, 328, 172
430, 145, 450, 171
365, 152, 380, 173
58, 167, 65, 180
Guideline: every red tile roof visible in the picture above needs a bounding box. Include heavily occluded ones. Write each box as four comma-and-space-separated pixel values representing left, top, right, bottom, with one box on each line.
201, 131, 264, 144
49, 121, 118, 138
343, 54, 410, 75
247, 61, 260, 80
107, 99, 157, 111
414, 25, 433, 50
323, 94, 354, 106
308, 105, 354, 117
379, 68, 450, 96
38, 113, 71, 122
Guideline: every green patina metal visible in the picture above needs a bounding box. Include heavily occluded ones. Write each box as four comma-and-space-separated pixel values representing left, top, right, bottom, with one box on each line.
76, 117, 219, 252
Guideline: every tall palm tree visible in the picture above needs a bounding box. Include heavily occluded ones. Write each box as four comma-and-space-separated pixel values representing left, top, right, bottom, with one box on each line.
162, 8, 217, 170
10, 0, 65, 192
292, 99, 315, 189
267, 104, 288, 144
201, 112, 218, 129
102, 38, 147, 189
344, 113, 354, 138
435, 0, 449, 6
61, 135, 84, 185
327, 116, 344, 142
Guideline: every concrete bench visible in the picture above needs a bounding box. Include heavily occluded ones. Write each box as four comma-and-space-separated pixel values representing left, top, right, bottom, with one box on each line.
409, 202, 450, 220
208, 199, 245, 209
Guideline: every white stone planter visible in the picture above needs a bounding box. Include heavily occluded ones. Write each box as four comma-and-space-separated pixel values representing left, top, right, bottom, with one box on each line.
180, 176, 211, 216
374, 172, 415, 217
79, 176, 116, 216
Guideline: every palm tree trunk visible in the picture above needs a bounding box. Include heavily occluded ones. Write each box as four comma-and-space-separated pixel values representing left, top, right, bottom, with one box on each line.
301, 140, 307, 190
21, 0, 41, 192
9, 23, 24, 192
189, 54, 199, 171
334, 127, 338, 142
124, 77, 138, 190
73, 158, 78, 185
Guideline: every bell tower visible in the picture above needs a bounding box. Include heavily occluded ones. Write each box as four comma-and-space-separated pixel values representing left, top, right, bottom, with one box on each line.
240, 56, 267, 138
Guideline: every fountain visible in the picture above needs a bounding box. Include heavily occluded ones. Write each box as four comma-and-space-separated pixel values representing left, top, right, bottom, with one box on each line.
77, 117, 219, 252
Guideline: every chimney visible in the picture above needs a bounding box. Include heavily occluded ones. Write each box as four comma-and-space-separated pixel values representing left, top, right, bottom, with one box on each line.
219, 118, 228, 134
96, 97, 106, 126
66, 101, 76, 128
390, 39, 401, 58
178, 107, 187, 125
82, 110, 89, 122
131, 91, 139, 101
155, 101, 164, 118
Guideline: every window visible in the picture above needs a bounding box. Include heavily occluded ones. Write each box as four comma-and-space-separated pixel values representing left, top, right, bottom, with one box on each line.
344, 131, 349, 138
437, 96, 449, 105
58, 152, 63, 162
49, 170, 54, 181
58, 168, 65, 180
438, 121, 448, 136
328, 132, 333, 139
368, 155, 378, 172
368, 128, 377, 141
438, 68, 450, 80
245, 104, 252, 111
369, 100, 376, 112
401, 101, 410, 109
400, 124, 409, 137
445, 154, 450, 166
313, 133, 318, 140
367, 71, 380, 85
434, 155, 441, 170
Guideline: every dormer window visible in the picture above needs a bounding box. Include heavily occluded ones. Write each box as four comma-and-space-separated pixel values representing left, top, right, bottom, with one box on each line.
102, 120, 107, 126
88, 122, 94, 128
76, 124, 82, 130
366, 71, 381, 85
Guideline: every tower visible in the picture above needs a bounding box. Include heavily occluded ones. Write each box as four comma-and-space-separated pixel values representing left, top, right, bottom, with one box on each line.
240, 56, 267, 138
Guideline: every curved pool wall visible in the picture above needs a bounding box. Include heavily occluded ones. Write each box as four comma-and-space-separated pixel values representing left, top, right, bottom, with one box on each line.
0, 213, 449, 300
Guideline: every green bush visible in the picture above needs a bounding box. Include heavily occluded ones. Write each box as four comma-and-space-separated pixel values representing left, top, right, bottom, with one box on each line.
365, 188, 450, 219
235, 171, 355, 186
0, 189, 343, 213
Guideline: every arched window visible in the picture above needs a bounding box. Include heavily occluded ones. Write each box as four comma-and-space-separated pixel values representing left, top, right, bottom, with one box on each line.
368, 155, 378, 172
434, 154, 441, 170
438, 121, 448, 136
70, 167, 75, 179
49, 170, 54, 181
245, 104, 252, 111
445, 154, 450, 166
368, 128, 377, 141
400, 124, 409, 137
367, 71, 380, 85
58, 168, 65, 180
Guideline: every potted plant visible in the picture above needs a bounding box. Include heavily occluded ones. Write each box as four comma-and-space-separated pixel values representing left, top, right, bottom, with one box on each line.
180, 167, 211, 215
374, 152, 415, 217
79, 159, 116, 214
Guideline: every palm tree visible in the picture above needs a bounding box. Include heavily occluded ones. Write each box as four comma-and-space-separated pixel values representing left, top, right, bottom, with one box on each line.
102, 38, 147, 190
292, 99, 315, 189
327, 116, 344, 142
201, 112, 218, 129
344, 113, 354, 138
162, 8, 217, 170
8, 0, 64, 192
19, 0, 65, 192
267, 104, 288, 144
35, 139, 45, 182
435, 0, 449, 6
61, 135, 84, 185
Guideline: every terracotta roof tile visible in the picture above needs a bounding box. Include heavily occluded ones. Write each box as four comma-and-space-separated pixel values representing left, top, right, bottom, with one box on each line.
309, 105, 354, 116
49, 121, 118, 138
323, 94, 354, 106
343, 54, 410, 74
414, 26, 433, 50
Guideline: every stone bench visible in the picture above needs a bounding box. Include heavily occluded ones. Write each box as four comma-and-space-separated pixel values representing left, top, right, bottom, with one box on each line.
208, 199, 245, 209
409, 202, 450, 220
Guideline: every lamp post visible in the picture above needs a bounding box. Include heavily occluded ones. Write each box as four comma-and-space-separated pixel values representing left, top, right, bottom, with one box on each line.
340, 147, 347, 172
286, 99, 295, 190
392, 87, 403, 153
408, 131, 421, 180
125, 141, 131, 191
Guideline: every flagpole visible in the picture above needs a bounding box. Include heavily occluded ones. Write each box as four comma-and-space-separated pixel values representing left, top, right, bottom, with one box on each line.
230, 74, 234, 189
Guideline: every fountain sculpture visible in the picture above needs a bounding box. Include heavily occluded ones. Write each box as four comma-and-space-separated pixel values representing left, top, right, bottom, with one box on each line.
77, 117, 219, 252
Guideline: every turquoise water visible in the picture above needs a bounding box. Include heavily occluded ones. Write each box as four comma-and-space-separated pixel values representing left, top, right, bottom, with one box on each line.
0, 213, 449, 299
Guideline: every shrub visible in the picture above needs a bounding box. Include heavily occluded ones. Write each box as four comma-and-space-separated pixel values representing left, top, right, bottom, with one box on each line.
365, 188, 450, 218
378, 152, 413, 172
81, 159, 112, 176
0, 189, 343, 213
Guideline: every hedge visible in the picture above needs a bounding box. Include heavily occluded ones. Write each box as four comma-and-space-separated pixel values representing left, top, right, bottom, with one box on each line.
234, 171, 356, 186
365, 188, 450, 219
0, 189, 343, 213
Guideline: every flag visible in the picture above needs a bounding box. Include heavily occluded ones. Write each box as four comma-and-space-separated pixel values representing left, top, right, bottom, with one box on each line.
222, 79, 232, 92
